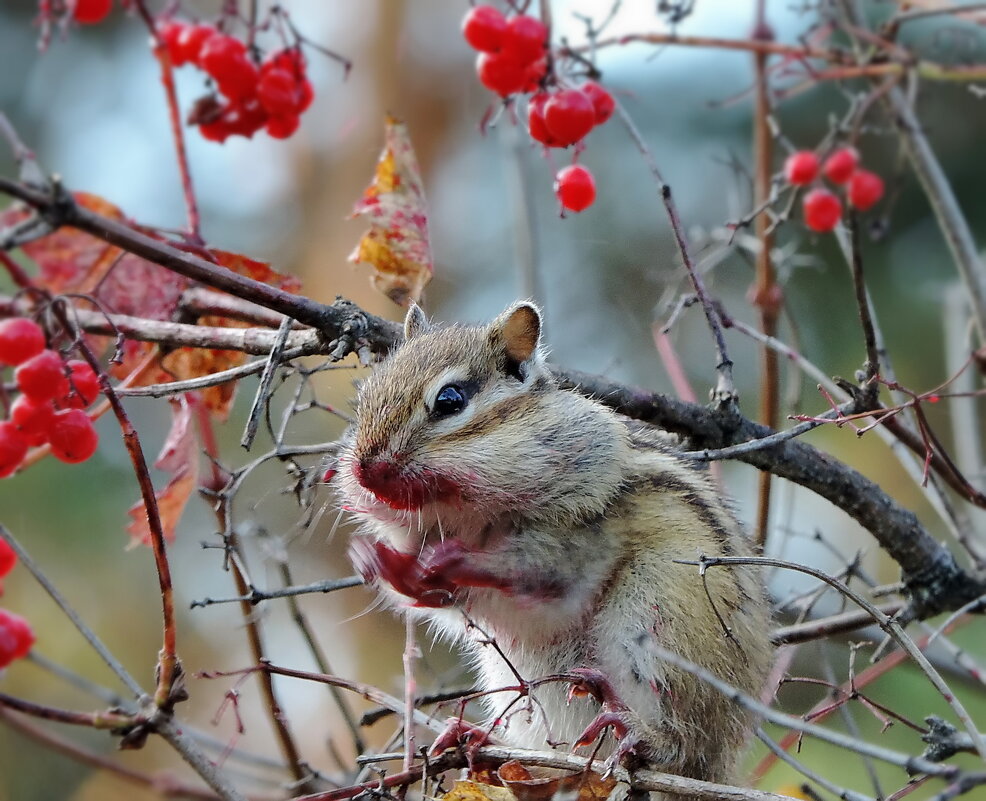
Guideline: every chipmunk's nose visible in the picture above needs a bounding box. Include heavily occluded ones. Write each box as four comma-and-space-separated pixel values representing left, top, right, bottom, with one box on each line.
355, 457, 395, 486
352, 455, 426, 510
353, 455, 405, 493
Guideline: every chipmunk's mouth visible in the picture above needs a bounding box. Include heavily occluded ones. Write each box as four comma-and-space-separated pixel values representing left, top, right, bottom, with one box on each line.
353, 457, 461, 511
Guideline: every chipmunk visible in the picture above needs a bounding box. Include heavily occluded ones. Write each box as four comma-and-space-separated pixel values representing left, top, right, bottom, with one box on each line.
336, 301, 772, 792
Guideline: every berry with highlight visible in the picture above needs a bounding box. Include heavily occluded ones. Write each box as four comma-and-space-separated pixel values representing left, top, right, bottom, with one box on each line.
554, 165, 596, 212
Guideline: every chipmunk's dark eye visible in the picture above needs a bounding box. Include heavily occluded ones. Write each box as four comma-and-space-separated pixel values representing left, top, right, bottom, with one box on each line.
433, 384, 466, 416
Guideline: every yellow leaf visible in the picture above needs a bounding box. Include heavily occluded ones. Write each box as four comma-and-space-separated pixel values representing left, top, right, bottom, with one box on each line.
349, 116, 432, 306
441, 779, 516, 801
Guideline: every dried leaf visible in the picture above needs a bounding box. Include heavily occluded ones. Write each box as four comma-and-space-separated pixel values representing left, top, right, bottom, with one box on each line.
160, 316, 249, 421
0, 192, 125, 292
212, 248, 302, 293
441, 779, 516, 801
349, 116, 432, 306
496, 761, 616, 801
126, 398, 199, 546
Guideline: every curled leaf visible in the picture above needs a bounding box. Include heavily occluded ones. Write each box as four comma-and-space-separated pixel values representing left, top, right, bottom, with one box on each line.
126, 397, 199, 546
349, 117, 432, 306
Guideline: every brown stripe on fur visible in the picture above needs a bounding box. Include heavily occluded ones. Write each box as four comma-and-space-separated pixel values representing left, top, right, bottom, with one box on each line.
437, 393, 543, 444
646, 472, 738, 557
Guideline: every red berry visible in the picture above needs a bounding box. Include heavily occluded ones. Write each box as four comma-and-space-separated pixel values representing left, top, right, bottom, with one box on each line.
200, 35, 257, 101
848, 169, 884, 211
0, 318, 45, 366
502, 15, 548, 62
521, 56, 547, 93
266, 114, 301, 140
476, 51, 527, 97
581, 80, 615, 125
216, 57, 259, 102
802, 188, 842, 232
462, 5, 507, 53
784, 150, 819, 186
257, 68, 300, 116
554, 164, 596, 212
10, 395, 55, 446
48, 409, 99, 464
296, 79, 315, 112
0, 609, 35, 667
159, 21, 185, 57
823, 147, 859, 184
198, 33, 243, 76
229, 99, 270, 136
59, 360, 101, 409
264, 48, 307, 79
15, 350, 70, 402
173, 24, 215, 67
528, 92, 560, 147
72, 0, 112, 25
199, 118, 234, 143
0, 422, 27, 479
200, 98, 269, 142
0, 539, 14, 578
544, 89, 595, 146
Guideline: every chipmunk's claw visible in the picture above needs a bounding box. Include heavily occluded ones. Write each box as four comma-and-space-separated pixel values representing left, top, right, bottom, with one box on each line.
575, 711, 628, 748
566, 668, 623, 707
429, 717, 491, 769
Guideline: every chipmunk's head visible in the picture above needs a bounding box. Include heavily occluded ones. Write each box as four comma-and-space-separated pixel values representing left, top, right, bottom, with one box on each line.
339, 302, 624, 521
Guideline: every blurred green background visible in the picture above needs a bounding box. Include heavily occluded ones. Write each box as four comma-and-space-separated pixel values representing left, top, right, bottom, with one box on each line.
1, 1, 986, 799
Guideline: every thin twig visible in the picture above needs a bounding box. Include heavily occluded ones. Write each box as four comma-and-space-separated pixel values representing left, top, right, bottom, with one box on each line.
0, 525, 143, 697
241, 315, 293, 450
882, 85, 986, 343
0, 706, 250, 801
685, 555, 986, 764
756, 727, 873, 801
771, 602, 906, 645
190, 576, 363, 608
847, 210, 880, 387
613, 101, 737, 402
52, 301, 181, 710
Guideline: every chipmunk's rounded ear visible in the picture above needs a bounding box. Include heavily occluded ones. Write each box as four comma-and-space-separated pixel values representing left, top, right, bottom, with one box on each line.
404, 303, 429, 340
490, 302, 542, 378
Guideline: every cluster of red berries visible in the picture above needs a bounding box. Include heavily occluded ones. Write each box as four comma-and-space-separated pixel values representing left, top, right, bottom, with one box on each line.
464, 5, 548, 97
41, 0, 114, 25
462, 5, 612, 214
0, 318, 101, 478
784, 147, 885, 233
159, 21, 313, 142
0, 539, 34, 669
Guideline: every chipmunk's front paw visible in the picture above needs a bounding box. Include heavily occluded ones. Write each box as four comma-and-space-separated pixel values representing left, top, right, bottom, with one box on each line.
421, 539, 514, 592
349, 538, 458, 608
429, 716, 491, 763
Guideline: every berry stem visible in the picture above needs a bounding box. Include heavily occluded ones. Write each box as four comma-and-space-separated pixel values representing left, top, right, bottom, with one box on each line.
152, 44, 204, 243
